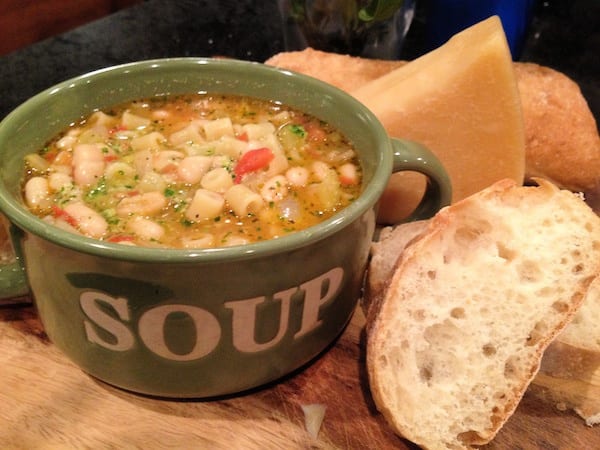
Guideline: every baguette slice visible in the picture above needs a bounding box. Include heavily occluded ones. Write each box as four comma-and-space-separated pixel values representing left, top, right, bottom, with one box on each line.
367, 213, 600, 429
530, 276, 600, 426
366, 179, 600, 449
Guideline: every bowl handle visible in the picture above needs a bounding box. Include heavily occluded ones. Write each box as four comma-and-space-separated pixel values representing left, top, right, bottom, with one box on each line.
390, 138, 452, 221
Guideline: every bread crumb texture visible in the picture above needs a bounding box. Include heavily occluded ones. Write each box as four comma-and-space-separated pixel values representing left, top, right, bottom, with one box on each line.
557, 276, 600, 352
367, 179, 600, 450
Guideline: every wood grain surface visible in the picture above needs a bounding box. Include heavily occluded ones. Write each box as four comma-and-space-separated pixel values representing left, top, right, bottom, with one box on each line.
0, 300, 597, 449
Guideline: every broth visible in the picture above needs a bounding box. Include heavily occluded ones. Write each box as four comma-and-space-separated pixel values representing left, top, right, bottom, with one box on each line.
22, 93, 362, 249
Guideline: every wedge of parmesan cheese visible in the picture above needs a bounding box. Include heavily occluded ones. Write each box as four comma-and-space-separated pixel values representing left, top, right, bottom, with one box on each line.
352, 16, 525, 223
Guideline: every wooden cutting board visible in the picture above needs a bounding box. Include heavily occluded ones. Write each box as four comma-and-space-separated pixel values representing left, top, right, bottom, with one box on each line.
0, 299, 597, 449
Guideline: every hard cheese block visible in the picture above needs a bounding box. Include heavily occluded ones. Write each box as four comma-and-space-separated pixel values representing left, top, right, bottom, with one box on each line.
353, 16, 525, 223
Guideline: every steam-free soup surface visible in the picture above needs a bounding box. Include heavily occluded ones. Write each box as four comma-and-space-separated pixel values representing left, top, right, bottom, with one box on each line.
22, 94, 362, 248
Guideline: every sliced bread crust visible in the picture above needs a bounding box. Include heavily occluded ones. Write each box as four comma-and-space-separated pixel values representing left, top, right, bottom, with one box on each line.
366, 179, 600, 449
364, 220, 428, 320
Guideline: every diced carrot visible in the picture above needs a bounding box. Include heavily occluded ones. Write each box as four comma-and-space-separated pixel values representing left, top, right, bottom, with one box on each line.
51, 204, 78, 227
53, 150, 72, 166
42, 150, 59, 163
109, 125, 128, 134
338, 163, 360, 186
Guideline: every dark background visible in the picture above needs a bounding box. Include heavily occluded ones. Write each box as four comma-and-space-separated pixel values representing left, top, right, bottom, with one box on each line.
0, 0, 598, 123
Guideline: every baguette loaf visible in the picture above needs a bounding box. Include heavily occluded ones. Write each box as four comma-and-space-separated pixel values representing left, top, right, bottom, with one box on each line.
365, 179, 600, 449
515, 62, 600, 193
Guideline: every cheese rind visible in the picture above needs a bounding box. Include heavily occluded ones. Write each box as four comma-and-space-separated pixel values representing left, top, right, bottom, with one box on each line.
352, 16, 525, 223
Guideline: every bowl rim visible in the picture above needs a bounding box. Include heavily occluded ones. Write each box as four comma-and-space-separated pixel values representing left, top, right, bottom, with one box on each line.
0, 57, 392, 263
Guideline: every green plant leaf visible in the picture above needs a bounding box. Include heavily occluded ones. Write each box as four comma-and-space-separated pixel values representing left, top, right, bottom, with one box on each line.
358, 0, 404, 22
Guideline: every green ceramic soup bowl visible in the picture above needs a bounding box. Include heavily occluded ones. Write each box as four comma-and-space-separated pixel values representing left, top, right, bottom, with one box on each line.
0, 58, 451, 397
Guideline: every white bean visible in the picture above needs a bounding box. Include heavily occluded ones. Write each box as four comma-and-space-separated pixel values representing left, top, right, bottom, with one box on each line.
311, 161, 330, 181
63, 202, 108, 238
72, 144, 105, 186
127, 216, 165, 241
72, 144, 103, 165
48, 172, 73, 191
74, 160, 105, 186
338, 162, 359, 186
56, 134, 77, 149
285, 167, 309, 187
116, 191, 166, 217
24, 177, 50, 209
177, 156, 212, 184
261, 175, 288, 202
42, 214, 77, 233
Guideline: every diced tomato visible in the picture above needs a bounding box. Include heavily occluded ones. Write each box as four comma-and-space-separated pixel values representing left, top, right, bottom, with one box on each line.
234, 147, 274, 183
42, 150, 59, 163
156, 162, 178, 174
237, 132, 249, 142
109, 125, 128, 135
104, 154, 119, 162
51, 205, 78, 227
304, 122, 327, 142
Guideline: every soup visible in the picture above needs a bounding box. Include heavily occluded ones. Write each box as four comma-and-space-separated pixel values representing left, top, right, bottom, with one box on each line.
22, 94, 362, 248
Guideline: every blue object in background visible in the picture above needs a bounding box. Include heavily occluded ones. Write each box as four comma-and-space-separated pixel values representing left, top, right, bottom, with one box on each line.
424, 0, 537, 59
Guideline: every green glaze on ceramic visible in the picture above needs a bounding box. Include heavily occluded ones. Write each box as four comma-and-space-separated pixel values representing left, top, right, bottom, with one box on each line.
0, 58, 451, 397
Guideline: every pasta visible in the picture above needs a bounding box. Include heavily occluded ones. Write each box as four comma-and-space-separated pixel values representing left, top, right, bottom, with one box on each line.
22, 93, 362, 248
225, 184, 264, 217
186, 189, 225, 221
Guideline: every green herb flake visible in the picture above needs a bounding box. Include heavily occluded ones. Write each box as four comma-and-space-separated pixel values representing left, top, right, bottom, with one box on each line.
290, 124, 307, 138
85, 178, 108, 200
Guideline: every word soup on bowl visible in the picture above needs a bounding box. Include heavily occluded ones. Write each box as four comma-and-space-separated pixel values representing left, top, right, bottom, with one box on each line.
22, 94, 362, 249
